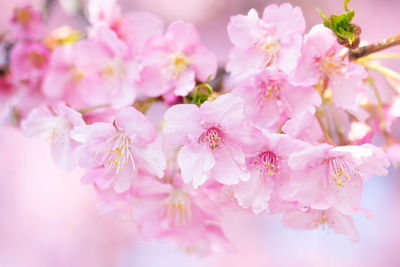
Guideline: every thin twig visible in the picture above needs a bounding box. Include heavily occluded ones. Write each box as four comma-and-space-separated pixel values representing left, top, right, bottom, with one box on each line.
349, 33, 400, 59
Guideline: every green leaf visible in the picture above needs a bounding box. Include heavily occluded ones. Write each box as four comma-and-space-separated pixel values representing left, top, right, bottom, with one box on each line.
317, 0, 358, 45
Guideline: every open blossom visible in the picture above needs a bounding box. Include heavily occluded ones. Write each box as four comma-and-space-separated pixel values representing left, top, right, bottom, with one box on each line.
43, 27, 139, 109
164, 94, 252, 188
139, 21, 217, 97
232, 67, 321, 130
9, 5, 45, 41
290, 25, 368, 120
9, 41, 50, 86
21, 103, 85, 170
286, 143, 390, 215
71, 106, 166, 193
283, 207, 360, 242
226, 3, 305, 81
231, 132, 308, 214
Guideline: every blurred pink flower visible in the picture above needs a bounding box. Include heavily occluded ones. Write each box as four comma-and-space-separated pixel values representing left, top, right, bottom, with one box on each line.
139, 21, 217, 97
232, 67, 320, 130
10, 41, 50, 86
9, 5, 44, 41
87, 0, 164, 53
43, 27, 139, 109
226, 3, 305, 80
21, 103, 85, 170
283, 207, 360, 242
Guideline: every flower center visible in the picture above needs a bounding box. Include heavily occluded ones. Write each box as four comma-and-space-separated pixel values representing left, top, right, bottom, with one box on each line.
316, 49, 345, 77
44, 118, 70, 145
165, 189, 192, 225
325, 157, 360, 190
15, 8, 33, 26
71, 67, 84, 83
306, 210, 335, 229
253, 35, 280, 67
28, 51, 47, 68
259, 80, 281, 100
101, 131, 133, 175
198, 126, 225, 150
257, 151, 281, 180
168, 52, 188, 79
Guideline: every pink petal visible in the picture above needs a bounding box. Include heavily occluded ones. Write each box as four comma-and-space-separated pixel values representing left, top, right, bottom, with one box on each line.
70, 122, 114, 143
165, 21, 201, 52
115, 106, 156, 144
282, 84, 321, 116
227, 9, 264, 49
163, 104, 203, 146
211, 147, 249, 185
139, 65, 171, 97
200, 94, 244, 129
189, 45, 218, 82
134, 138, 166, 178
178, 144, 215, 188
262, 3, 305, 37
118, 11, 164, 52
174, 69, 196, 96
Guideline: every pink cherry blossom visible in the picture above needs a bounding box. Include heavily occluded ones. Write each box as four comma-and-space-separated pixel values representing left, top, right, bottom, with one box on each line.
226, 3, 305, 81
286, 143, 390, 215
9, 41, 50, 86
139, 21, 217, 97
232, 67, 321, 130
71, 106, 166, 193
9, 5, 45, 41
290, 25, 368, 120
42, 27, 139, 109
282, 207, 360, 242
21, 103, 85, 170
231, 132, 308, 214
164, 94, 252, 188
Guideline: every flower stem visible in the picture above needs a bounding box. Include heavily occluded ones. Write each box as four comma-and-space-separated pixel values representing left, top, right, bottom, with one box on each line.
359, 52, 400, 60
362, 61, 400, 81
349, 33, 400, 59
367, 75, 385, 131
315, 108, 336, 146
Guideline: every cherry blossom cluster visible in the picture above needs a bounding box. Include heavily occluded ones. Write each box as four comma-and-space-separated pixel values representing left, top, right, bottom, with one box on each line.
2, 0, 400, 253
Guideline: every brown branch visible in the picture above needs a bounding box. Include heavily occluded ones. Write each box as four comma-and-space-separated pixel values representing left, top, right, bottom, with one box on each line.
349, 33, 400, 59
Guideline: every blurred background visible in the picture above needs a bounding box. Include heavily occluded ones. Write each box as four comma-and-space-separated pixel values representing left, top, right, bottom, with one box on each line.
1, 0, 400, 266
